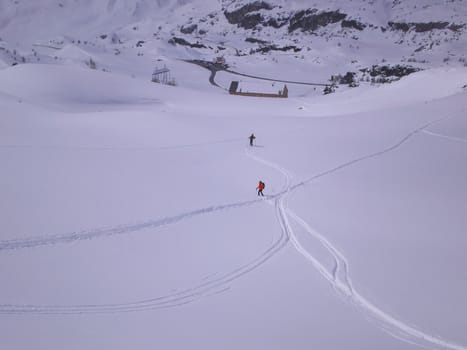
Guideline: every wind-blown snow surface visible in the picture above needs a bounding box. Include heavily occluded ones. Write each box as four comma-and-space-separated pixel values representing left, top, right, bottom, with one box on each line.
0, 62, 467, 350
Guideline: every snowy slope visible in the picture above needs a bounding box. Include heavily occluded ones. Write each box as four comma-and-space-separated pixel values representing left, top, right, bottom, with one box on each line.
0, 1, 467, 350
1, 60, 467, 350
0, 0, 466, 83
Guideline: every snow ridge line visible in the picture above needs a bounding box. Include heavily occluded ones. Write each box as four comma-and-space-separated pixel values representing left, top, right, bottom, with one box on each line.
0, 137, 245, 151
247, 118, 467, 350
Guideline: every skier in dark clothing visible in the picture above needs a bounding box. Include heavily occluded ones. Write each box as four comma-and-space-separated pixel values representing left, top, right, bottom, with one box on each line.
248, 133, 256, 146
257, 180, 265, 196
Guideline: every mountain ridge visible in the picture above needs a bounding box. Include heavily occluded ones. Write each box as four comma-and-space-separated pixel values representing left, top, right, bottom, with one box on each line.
0, 0, 466, 91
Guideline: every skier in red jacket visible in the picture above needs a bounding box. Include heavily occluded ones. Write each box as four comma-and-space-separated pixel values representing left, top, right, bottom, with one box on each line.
256, 180, 265, 196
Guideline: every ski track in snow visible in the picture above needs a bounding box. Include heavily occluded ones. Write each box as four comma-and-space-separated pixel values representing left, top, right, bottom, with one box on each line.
0, 203, 289, 313
0, 188, 295, 314
1, 114, 466, 350
0, 200, 260, 252
249, 116, 466, 350
422, 130, 467, 143
289, 117, 445, 191
0, 149, 294, 315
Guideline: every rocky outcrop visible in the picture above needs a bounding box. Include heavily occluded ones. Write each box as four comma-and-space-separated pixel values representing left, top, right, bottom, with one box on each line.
360, 64, 420, 83
180, 24, 198, 34
255, 45, 301, 53
264, 16, 290, 29
288, 9, 347, 33
388, 21, 465, 33
245, 37, 269, 45
168, 37, 206, 49
330, 72, 358, 87
224, 1, 273, 29
341, 19, 366, 31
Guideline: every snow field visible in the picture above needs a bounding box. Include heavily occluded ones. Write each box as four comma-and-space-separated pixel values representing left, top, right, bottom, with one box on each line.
0, 61, 466, 350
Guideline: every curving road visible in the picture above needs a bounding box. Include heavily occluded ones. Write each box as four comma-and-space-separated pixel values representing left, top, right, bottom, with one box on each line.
186, 59, 329, 88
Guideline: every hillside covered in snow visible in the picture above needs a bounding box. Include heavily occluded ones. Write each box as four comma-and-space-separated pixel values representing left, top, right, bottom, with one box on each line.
0, 1, 467, 350
1, 0, 466, 87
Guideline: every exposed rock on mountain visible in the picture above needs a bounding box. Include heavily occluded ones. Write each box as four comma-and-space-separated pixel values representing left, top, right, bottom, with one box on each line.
388, 21, 465, 33
288, 9, 347, 33
224, 1, 274, 29
0, 0, 465, 85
